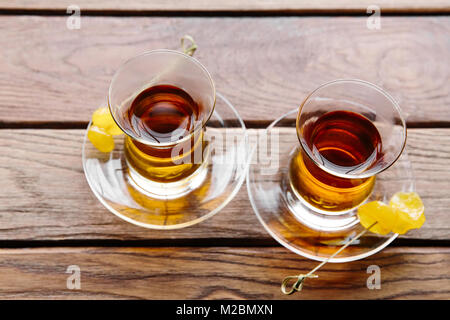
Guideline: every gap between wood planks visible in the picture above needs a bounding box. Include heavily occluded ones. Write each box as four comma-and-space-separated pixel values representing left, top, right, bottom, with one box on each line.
1, 120, 450, 130
0, 238, 449, 249
0, 0, 449, 16
0, 10, 450, 17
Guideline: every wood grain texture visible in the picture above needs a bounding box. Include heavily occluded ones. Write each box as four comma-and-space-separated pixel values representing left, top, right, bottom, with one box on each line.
0, 16, 449, 124
0, 246, 448, 299
1, 0, 449, 14
0, 128, 448, 242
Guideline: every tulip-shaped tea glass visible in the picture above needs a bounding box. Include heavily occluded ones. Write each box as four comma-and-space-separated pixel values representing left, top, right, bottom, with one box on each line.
247, 79, 412, 262
83, 49, 249, 229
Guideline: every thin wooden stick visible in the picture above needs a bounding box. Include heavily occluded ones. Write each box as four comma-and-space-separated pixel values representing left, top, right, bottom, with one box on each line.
281, 221, 378, 295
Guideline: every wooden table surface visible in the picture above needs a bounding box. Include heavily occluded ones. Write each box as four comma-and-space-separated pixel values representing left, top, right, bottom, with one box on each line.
0, 1, 449, 300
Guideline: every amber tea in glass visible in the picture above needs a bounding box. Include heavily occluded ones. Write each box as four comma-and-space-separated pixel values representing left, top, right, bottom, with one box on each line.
108, 49, 215, 197
123, 84, 208, 183
290, 110, 381, 212
292, 80, 406, 214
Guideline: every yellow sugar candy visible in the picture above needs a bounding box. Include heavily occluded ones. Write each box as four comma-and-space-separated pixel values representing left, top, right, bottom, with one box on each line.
357, 192, 425, 235
92, 107, 123, 135
87, 125, 115, 153
357, 201, 396, 235
390, 192, 425, 234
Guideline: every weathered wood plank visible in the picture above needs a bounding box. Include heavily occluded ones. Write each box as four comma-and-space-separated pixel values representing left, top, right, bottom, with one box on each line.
0, 128, 448, 242
0, 246, 448, 299
1, 0, 449, 14
0, 16, 449, 124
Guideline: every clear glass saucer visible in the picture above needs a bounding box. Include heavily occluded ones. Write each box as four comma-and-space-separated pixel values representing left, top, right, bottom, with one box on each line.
83, 92, 250, 229
247, 109, 414, 262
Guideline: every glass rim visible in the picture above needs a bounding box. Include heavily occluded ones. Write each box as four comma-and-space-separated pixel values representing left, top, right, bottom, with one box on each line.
108, 49, 216, 147
296, 79, 407, 179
